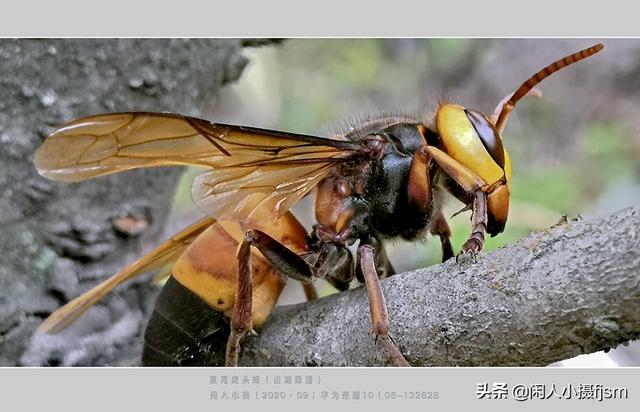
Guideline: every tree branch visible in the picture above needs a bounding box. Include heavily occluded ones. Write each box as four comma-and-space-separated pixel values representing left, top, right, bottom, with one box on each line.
239, 205, 640, 366
3, 39, 251, 366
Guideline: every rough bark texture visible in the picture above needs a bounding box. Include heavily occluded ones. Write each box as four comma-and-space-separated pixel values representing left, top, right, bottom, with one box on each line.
0, 39, 249, 366
239, 205, 640, 366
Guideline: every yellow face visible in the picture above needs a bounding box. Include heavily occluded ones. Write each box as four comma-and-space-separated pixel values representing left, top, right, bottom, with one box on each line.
436, 104, 511, 236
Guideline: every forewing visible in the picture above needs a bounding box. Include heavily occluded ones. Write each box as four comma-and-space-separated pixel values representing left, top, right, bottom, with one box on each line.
34, 112, 358, 181
35, 113, 209, 181
35, 112, 361, 219
37, 216, 215, 334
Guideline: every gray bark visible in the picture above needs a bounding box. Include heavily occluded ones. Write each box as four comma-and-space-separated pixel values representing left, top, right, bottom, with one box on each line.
239, 205, 640, 366
1, 39, 250, 366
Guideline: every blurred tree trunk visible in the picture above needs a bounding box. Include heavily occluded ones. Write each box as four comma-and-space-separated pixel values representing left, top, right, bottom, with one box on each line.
0, 39, 251, 366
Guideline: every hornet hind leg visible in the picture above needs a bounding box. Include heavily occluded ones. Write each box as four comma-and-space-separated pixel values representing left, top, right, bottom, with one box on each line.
227, 229, 314, 367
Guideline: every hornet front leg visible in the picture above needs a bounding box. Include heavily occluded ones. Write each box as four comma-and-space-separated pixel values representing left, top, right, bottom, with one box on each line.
425, 145, 504, 258
406, 146, 455, 262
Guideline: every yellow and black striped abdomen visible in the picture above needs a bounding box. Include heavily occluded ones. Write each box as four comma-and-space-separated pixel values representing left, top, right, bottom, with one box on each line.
143, 212, 309, 366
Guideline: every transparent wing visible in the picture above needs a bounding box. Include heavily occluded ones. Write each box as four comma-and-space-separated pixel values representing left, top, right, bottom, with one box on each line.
192, 161, 338, 222
35, 112, 362, 219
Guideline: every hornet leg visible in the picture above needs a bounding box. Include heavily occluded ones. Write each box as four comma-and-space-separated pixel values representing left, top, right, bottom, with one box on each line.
430, 211, 455, 262
425, 146, 500, 258
226, 238, 254, 367
227, 229, 314, 366
406, 146, 433, 216
302, 283, 318, 301
358, 244, 410, 367
407, 146, 454, 262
